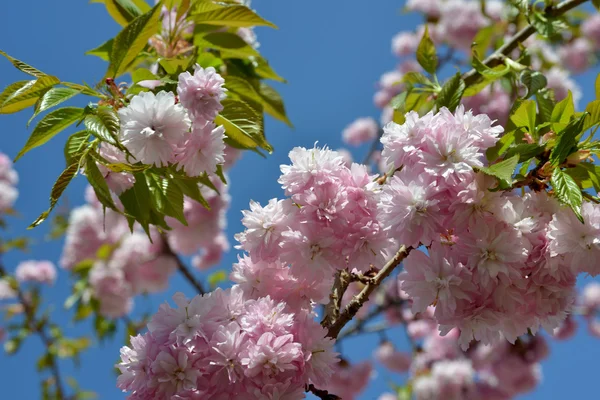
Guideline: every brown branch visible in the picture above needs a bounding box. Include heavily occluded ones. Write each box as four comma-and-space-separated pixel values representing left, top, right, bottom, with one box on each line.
321, 270, 351, 328
161, 236, 205, 295
463, 0, 590, 86
306, 384, 341, 400
362, 127, 384, 164
326, 245, 412, 339
0, 263, 66, 399
336, 298, 405, 340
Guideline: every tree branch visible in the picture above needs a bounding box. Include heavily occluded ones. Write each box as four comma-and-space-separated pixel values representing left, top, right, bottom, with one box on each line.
306, 384, 341, 400
321, 270, 351, 328
0, 263, 66, 399
161, 236, 205, 295
326, 245, 412, 338
463, 0, 589, 86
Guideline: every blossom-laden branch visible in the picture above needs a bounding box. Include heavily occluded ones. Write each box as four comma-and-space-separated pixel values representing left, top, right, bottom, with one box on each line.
0, 263, 66, 400
325, 245, 412, 339
161, 236, 205, 295
463, 0, 590, 86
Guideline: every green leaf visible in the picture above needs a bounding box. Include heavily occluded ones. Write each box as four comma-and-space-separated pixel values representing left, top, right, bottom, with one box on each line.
196, 32, 259, 58
594, 0, 600, 11
0, 81, 36, 114
30, 162, 80, 228
0, 50, 45, 77
107, 3, 162, 78
510, 0, 530, 14
84, 106, 120, 145
504, 143, 545, 163
520, 70, 547, 98
510, 100, 536, 134
37, 353, 53, 372
551, 168, 583, 222
416, 26, 437, 74
85, 156, 118, 211
0, 76, 60, 114
119, 173, 152, 232
551, 91, 574, 123
403, 72, 431, 86
145, 173, 186, 225
28, 87, 81, 125
486, 129, 516, 162
566, 162, 600, 192
436, 73, 465, 112
96, 0, 144, 26
216, 98, 270, 152
131, 68, 158, 83
529, 12, 568, 39
208, 270, 227, 289
15, 107, 84, 161
596, 74, 600, 99
471, 25, 496, 58
536, 90, 555, 123
253, 57, 285, 82
193, 5, 277, 28
173, 177, 209, 209
549, 114, 587, 167
478, 154, 519, 188
158, 58, 191, 75
472, 57, 511, 79
583, 99, 600, 131
85, 39, 114, 62
64, 131, 91, 166
258, 82, 291, 126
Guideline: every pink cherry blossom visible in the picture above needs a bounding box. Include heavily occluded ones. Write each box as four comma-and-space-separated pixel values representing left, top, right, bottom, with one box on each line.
15, 260, 56, 285
177, 64, 226, 122
342, 117, 379, 146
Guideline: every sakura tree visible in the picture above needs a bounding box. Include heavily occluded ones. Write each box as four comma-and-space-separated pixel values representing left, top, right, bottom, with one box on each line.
1, 0, 600, 399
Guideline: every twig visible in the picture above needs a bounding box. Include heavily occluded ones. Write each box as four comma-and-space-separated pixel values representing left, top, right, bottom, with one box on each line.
463, 0, 589, 86
306, 384, 341, 400
326, 245, 412, 338
362, 127, 384, 165
321, 270, 351, 328
336, 298, 404, 340
161, 236, 205, 295
0, 263, 66, 399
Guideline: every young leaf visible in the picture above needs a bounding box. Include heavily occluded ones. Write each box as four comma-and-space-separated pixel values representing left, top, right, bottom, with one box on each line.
0, 76, 60, 114
436, 73, 465, 112
15, 107, 85, 161
549, 114, 587, 167
0, 81, 36, 113
84, 106, 120, 145
96, 0, 144, 26
596, 74, 600, 99
119, 173, 152, 231
478, 154, 519, 188
583, 100, 600, 131
416, 26, 437, 74
28, 87, 81, 125
510, 100, 536, 135
551, 90, 574, 123
86, 39, 114, 62
196, 32, 260, 58
253, 57, 285, 82
193, 5, 277, 28
519, 70, 547, 98
215, 98, 270, 152
471, 25, 496, 58
258, 82, 292, 126
145, 173, 186, 225
0, 50, 45, 77
85, 156, 118, 211
30, 162, 80, 228
107, 3, 162, 78
208, 270, 227, 289
65, 131, 91, 166
472, 57, 510, 79
536, 90, 555, 123
551, 168, 583, 222
173, 177, 209, 209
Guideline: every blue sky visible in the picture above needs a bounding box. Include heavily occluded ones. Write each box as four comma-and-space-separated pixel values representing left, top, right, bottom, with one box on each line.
0, 1, 599, 399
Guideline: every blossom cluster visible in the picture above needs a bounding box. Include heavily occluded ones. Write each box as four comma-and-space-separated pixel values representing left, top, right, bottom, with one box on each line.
117, 286, 338, 399
106, 63, 226, 197
61, 176, 229, 318
0, 151, 18, 214
341, 0, 586, 149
